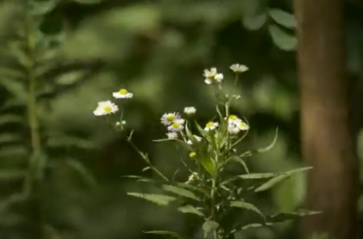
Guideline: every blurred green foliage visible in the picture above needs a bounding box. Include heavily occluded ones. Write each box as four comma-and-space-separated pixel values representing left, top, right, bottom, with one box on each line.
0, 0, 361, 238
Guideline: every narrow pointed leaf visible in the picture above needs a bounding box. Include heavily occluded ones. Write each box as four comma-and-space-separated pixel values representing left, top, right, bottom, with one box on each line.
144, 230, 184, 239
254, 167, 312, 192
266, 210, 321, 223
162, 185, 200, 201
127, 192, 176, 206
230, 201, 265, 219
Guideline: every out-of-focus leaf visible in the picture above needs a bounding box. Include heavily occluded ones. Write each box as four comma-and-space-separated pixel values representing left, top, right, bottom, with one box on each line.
65, 159, 97, 187
0, 170, 26, 181
73, 0, 102, 4
0, 115, 24, 126
268, 24, 297, 51
202, 220, 219, 238
0, 134, 22, 146
268, 9, 296, 28
0, 78, 26, 100
178, 205, 204, 217
127, 192, 177, 206
243, 14, 267, 30
266, 210, 321, 223
29, 0, 59, 15
144, 230, 184, 239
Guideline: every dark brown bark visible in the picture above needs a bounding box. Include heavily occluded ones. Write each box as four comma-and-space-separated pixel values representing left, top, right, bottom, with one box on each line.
294, 0, 359, 239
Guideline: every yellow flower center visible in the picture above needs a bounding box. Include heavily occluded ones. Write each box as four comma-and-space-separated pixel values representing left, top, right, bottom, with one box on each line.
240, 122, 248, 128
118, 89, 128, 95
229, 115, 237, 120
189, 152, 196, 158
206, 122, 214, 128
171, 122, 179, 128
166, 115, 175, 122
103, 106, 112, 113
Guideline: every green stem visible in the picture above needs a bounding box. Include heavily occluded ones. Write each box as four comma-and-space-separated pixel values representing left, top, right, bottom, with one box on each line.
24, 9, 45, 238
127, 140, 169, 182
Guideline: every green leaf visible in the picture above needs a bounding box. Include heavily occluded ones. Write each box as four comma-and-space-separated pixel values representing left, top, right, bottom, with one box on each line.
268, 9, 296, 28
240, 128, 278, 157
65, 160, 97, 187
243, 14, 267, 30
230, 201, 265, 219
73, 0, 102, 4
0, 170, 26, 181
30, 0, 59, 15
127, 192, 177, 206
0, 78, 26, 100
0, 115, 24, 126
226, 156, 249, 173
254, 167, 312, 192
267, 210, 321, 223
178, 205, 204, 217
144, 230, 184, 239
202, 220, 219, 238
268, 24, 297, 51
0, 134, 22, 146
238, 172, 276, 179
162, 185, 200, 201
229, 223, 273, 235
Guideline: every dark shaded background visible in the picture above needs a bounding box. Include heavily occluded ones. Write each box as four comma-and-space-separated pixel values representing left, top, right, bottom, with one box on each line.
0, 0, 362, 238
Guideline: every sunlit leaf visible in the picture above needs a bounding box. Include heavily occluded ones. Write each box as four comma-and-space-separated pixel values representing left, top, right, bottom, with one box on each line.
127, 192, 177, 206
178, 205, 204, 217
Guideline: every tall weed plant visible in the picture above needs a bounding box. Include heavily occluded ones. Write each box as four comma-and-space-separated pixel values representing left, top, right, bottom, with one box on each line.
94, 64, 320, 239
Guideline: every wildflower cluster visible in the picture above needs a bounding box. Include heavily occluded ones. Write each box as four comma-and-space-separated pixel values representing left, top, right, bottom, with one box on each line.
93, 63, 317, 239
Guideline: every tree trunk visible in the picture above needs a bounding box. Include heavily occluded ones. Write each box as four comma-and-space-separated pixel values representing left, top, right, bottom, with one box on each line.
294, 0, 360, 239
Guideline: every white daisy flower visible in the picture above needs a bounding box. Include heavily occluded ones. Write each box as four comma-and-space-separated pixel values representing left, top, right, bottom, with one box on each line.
166, 132, 178, 140
230, 63, 248, 73
214, 73, 224, 82
203, 67, 217, 78
238, 121, 249, 131
113, 88, 133, 99
227, 115, 242, 124
203, 67, 224, 85
186, 135, 202, 145
227, 123, 240, 135
204, 121, 219, 131
161, 112, 180, 125
184, 106, 196, 115
93, 101, 118, 116
227, 120, 249, 134
167, 119, 185, 132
